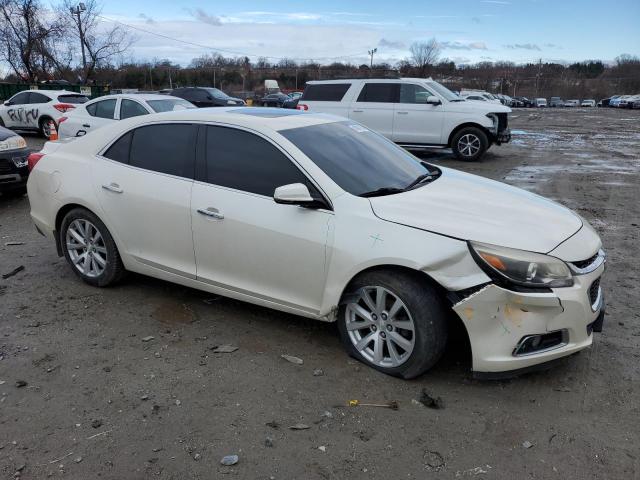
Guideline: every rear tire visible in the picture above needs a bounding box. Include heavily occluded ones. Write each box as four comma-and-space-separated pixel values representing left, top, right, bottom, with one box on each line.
39, 117, 55, 139
451, 127, 488, 161
60, 208, 126, 287
337, 270, 448, 379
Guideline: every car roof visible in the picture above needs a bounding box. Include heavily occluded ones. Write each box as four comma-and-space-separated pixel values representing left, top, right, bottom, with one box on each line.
116, 107, 344, 132
86, 93, 177, 103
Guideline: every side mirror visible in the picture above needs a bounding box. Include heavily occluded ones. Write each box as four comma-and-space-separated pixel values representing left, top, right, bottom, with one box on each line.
274, 183, 320, 208
426, 96, 441, 105
4, 101, 12, 106
274, 183, 314, 204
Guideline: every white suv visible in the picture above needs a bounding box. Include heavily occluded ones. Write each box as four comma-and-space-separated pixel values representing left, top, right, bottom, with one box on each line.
0, 90, 89, 138
297, 78, 511, 161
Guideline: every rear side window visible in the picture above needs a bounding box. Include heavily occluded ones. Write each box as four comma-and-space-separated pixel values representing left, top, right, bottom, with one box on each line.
301, 84, 351, 102
104, 132, 132, 163
120, 99, 148, 119
356, 83, 399, 103
87, 99, 117, 119
204, 126, 309, 196
58, 94, 89, 104
29, 92, 51, 104
129, 124, 196, 178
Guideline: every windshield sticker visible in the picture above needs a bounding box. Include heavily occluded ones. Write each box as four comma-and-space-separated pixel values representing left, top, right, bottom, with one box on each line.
348, 124, 368, 133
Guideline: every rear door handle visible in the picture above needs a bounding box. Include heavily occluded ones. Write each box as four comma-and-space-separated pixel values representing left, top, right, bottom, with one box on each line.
197, 207, 224, 220
82, 124, 91, 128
397, 111, 408, 115
352, 109, 364, 113
102, 183, 123, 193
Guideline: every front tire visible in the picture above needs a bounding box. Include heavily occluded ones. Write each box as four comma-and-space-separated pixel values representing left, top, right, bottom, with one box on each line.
337, 270, 448, 379
60, 208, 126, 287
451, 127, 488, 161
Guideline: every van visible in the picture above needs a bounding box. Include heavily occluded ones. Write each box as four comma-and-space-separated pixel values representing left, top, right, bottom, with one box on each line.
297, 78, 511, 161
534, 98, 548, 107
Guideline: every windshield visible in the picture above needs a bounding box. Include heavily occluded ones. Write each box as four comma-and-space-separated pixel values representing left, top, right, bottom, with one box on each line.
58, 94, 89, 104
280, 121, 436, 196
204, 88, 229, 99
148, 99, 196, 112
427, 81, 462, 102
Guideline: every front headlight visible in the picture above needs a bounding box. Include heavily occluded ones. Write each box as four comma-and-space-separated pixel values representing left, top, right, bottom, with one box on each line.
485, 113, 498, 133
0, 136, 27, 151
469, 241, 573, 288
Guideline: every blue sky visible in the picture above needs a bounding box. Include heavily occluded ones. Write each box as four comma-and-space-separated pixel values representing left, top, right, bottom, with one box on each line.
99, 0, 640, 66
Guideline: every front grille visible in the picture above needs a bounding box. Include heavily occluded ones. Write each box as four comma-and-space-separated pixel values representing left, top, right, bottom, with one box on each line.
0, 159, 12, 174
573, 252, 599, 270
589, 277, 601, 307
497, 113, 508, 132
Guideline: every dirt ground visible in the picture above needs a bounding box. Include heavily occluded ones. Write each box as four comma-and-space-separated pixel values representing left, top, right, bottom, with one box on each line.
1, 108, 639, 479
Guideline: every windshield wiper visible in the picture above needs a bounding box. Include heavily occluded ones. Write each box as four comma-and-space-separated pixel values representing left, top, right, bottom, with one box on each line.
404, 173, 435, 191
359, 187, 406, 198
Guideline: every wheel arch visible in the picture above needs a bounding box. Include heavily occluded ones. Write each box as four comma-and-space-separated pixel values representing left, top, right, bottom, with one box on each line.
54, 202, 116, 257
335, 264, 450, 318
447, 122, 492, 147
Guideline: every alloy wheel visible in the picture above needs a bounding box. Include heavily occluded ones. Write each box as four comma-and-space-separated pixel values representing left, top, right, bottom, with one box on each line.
65, 219, 108, 278
345, 286, 416, 368
457, 134, 481, 157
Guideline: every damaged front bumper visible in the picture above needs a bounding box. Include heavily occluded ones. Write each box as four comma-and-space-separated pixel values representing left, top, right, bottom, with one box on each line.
452, 259, 605, 377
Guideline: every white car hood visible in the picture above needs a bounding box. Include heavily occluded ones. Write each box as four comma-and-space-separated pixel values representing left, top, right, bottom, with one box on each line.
369, 167, 582, 254
446, 100, 511, 114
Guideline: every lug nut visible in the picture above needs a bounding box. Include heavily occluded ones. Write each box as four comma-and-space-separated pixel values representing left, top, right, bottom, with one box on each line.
372, 314, 378, 321
381, 313, 388, 320
386, 325, 393, 332
371, 325, 377, 331
380, 332, 386, 339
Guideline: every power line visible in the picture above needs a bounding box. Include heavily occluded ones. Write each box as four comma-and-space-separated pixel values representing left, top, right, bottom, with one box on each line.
96, 15, 369, 63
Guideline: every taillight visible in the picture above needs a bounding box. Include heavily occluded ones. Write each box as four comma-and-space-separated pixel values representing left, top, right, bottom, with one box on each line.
27, 152, 44, 171
58, 116, 68, 124
297, 103, 309, 111
53, 103, 75, 113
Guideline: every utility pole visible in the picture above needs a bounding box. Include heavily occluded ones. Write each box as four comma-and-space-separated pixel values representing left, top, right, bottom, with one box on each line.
368, 48, 377, 70
70, 3, 87, 79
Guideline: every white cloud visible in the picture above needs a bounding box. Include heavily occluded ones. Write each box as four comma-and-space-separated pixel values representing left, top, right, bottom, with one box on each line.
440, 41, 488, 50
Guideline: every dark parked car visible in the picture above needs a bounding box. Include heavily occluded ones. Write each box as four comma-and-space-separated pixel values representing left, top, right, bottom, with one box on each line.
0, 126, 29, 197
549, 97, 564, 107
259, 92, 290, 107
170, 87, 245, 108
282, 92, 303, 109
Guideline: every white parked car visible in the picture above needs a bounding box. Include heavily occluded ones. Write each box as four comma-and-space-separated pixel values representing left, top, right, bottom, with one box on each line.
534, 98, 548, 107
459, 90, 503, 105
564, 99, 580, 107
27, 108, 605, 379
59, 94, 196, 139
0, 90, 89, 138
297, 78, 511, 161
581, 99, 596, 107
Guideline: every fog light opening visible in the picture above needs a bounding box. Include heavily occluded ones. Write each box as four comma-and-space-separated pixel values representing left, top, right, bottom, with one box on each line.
513, 329, 569, 357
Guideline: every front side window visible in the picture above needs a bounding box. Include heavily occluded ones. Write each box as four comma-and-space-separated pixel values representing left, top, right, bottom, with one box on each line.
120, 99, 148, 119
129, 124, 196, 178
9, 92, 30, 105
426, 80, 461, 102
280, 121, 432, 196
87, 99, 117, 119
399, 84, 433, 104
204, 126, 309, 197
356, 83, 400, 103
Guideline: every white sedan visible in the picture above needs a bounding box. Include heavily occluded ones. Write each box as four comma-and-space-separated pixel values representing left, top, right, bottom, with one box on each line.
27, 107, 605, 379
58, 94, 195, 139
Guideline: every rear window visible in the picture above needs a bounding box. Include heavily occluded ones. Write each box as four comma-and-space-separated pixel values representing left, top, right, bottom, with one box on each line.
58, 95, 89, 104
301, 84, 351, 102
147, 99, 195, 112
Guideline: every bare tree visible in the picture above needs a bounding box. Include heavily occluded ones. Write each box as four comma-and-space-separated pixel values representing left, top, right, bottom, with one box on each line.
410, 38, 441, 77
60, 0, 133, 83
0, 0, 68, 81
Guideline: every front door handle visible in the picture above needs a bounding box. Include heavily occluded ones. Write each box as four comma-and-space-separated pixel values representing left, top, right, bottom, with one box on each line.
397, 111, 409, 115
197, 207, 224, 220
102, 183, 123, 193
82, 124, 91, 128
352, 109, 364, 113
